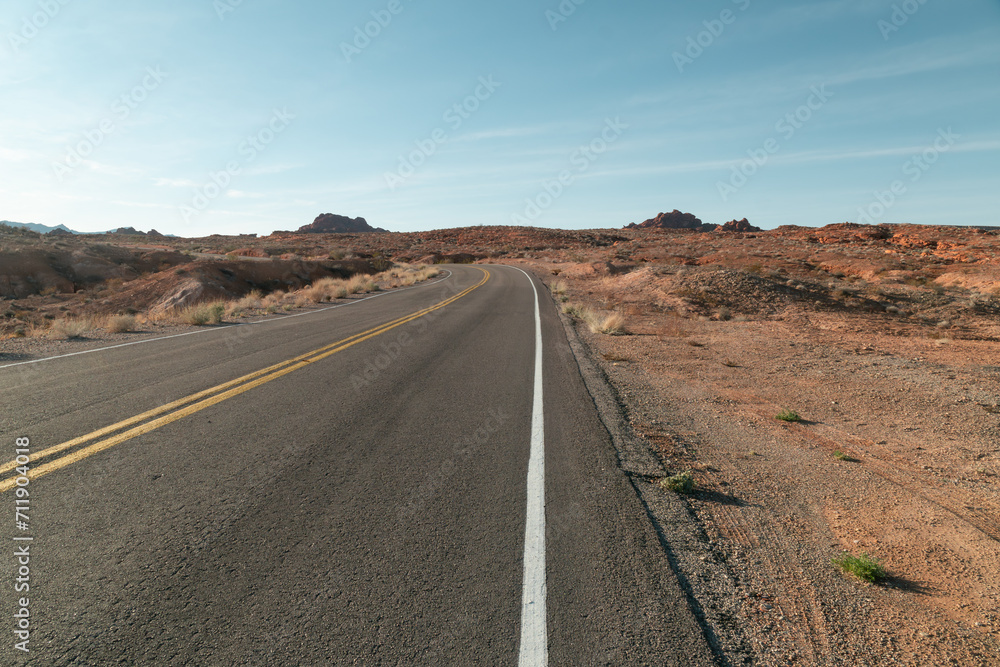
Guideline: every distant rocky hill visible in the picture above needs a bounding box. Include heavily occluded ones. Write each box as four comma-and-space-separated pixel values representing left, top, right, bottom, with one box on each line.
625, 211, 761, 233
626, 210, 716, 232
294, 214, 388, 234
1, 221, 171, 236
1, 220, 79, 235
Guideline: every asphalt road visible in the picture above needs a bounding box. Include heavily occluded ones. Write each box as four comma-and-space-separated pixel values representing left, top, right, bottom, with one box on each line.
0, 265, 715, 665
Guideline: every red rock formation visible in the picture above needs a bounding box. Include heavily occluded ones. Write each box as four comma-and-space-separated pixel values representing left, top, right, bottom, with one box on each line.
718, 218, 762, 233
296, 214, 388, 234
626, 210, 711, 231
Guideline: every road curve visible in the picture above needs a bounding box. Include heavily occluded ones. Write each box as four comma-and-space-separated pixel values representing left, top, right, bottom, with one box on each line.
0, 265, 714, 665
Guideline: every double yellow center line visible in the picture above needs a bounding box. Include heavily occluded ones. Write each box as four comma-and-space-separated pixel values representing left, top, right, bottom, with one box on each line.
0, 269, 489, 493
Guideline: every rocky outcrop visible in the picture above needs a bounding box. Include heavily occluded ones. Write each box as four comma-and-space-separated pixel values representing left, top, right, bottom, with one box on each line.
295, 214, 388, 234
626, 210, 718, 232
718, 218, 762, 233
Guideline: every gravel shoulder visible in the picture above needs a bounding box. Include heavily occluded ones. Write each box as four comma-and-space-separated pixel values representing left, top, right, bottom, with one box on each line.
531, 261, 1000, 666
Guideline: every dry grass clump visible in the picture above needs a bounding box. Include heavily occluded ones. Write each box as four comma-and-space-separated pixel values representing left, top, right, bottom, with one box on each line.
582, 308, 626, 335
595, 312, 627, 335
261, 290, 285, 307
232, 289, 263, 310
104, 314, 137, 333
296, 265, 439, 303
551, 280, 567, 296
304, 278, 344, 303
45, 318, 90, 340
345, 274, 378, 294
375, 265, 441, 289
562, 303, 627, 335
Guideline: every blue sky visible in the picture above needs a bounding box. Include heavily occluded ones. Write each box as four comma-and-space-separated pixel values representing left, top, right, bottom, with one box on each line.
1, 0, 998, 235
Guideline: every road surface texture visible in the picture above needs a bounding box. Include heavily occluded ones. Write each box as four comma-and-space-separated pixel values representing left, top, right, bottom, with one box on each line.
0, 265, 715, 665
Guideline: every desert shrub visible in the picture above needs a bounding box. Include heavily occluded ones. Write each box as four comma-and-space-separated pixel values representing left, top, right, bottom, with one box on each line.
563, 304, 582, 317
831, 552, 885, 583
776, 409, 802, 422
184, 302, 224, 325
551, 280, 567, 296
660, 471, 695, 494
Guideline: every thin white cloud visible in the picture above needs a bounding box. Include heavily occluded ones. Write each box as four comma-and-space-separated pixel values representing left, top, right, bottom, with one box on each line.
771, 138, 1000, 166
0, 146, 39, 162
583, 136, 1000, 179
244, 163, 300, 176
225, 189, 265, 199
153, 176, 199, 188
829, 38, 1000, 87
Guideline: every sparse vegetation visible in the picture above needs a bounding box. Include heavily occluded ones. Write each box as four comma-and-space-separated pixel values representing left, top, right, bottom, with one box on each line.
46, 318, 89, 340
660, 471, 695, 494
562, 304, 583, 317
551, 280, 567, 296
832, 552, 886, 583
776, 409, 802, 422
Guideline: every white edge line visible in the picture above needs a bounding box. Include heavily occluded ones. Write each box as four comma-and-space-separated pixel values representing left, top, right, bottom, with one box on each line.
0, 271, 454, 371
510, 266, 548, 666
